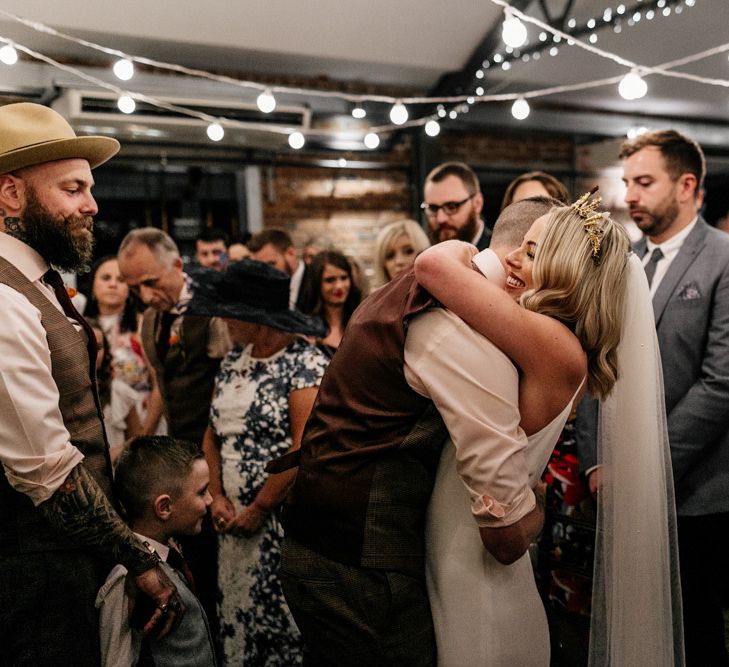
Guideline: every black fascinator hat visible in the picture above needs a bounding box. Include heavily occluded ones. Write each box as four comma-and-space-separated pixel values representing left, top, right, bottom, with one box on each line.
187, 259, 327, 338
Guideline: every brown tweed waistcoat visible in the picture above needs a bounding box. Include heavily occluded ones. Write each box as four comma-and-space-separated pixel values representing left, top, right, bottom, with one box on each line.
0, 256, 114, 553
140, 309, 219, 446
283, 270, 449, 577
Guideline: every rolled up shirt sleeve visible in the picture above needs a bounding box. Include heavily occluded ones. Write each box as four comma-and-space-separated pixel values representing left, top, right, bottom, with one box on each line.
404, 308, 535, 528
0, 284, 84, 505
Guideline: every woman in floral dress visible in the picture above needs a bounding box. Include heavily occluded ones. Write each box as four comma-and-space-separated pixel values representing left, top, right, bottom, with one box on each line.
189, 260, 329, 666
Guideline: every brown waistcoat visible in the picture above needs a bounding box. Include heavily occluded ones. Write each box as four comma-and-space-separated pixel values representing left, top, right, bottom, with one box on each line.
0, 257, 113, 553
141, 309, 219, 445
283, 271, 449, 577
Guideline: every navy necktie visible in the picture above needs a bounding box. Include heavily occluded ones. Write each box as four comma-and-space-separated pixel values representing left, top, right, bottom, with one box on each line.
644, 247, 664, 288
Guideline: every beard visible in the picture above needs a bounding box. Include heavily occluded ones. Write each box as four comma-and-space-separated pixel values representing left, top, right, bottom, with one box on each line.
22, 188, 94, 273
428, 204, 481, 245
629, 189, 680, 239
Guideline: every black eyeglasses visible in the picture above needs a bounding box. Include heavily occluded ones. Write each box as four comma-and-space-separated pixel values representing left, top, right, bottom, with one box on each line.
420, 194, 475, 217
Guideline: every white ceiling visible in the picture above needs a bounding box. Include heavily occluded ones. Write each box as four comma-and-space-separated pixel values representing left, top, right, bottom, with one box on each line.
0, 0, 726, 149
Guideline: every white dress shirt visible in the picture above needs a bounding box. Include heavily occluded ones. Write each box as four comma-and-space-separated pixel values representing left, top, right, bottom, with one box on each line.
644, 216, 697, 296
289, 260, 305, 309
0, 233, 84, 505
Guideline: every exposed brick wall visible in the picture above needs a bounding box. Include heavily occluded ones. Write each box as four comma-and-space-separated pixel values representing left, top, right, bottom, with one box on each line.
260, 129, 576, 281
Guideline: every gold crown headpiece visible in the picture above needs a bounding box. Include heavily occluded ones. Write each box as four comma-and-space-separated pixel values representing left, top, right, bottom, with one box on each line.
571, 186, 604, 264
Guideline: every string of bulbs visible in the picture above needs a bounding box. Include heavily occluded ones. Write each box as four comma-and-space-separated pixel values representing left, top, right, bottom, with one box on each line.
0, 1, 725, 151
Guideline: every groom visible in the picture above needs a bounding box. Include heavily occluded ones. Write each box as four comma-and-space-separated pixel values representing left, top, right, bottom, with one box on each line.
280, 196, 560, 666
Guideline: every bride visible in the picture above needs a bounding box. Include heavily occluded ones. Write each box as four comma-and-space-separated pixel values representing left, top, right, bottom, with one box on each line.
414, 192, 684, 667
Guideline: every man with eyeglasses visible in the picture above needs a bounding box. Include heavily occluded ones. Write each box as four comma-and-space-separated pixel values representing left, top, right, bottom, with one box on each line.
422, 161, 491, 249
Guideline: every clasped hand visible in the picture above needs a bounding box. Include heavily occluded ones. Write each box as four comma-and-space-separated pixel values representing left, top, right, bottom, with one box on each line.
211, 494, 268, 536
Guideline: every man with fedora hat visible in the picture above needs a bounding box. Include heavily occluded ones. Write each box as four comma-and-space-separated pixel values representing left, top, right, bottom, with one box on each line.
0, 103, 182, 665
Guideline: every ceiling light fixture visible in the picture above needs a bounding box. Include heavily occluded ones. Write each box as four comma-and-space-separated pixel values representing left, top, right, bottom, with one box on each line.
389, 101, 408, 125
206, 122, 224, 142
363, 132, 380, 149
511, 97, 530, 120
0, 44, 18, 65
619, 70, 648, 100
117, 95, 135, 114
288, 131, 305, 149
424, 120, 441, 137
113, 58, 134, 81
502, 9, 528, 48
257, 89, 276, 113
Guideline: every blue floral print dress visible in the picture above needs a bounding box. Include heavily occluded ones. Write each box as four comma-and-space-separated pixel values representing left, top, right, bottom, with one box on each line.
210, 337, 329, 666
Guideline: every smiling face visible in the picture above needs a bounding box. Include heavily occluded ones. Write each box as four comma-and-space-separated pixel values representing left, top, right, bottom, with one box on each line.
168, 458, 212, 537
503, 213, 548, 300
4, 159, 99, 272
320, 262, 351, 307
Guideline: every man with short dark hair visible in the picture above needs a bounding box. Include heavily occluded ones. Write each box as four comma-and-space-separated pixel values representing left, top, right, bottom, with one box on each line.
281, 197, 557, 666
195, 227, 229, 271
0, 102, 181, 665
422, 161, 491, 249
585, 129, 729, 665
249, 228, 309, 309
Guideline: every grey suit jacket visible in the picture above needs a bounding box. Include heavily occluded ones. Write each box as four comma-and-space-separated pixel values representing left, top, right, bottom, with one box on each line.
579, 219, 729, 515
639, 219, 729, 515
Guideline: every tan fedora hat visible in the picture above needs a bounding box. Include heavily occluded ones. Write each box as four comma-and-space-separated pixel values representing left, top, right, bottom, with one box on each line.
0, 102, 120, 175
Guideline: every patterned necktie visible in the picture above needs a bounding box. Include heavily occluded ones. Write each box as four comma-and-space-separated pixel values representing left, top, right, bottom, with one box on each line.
43, 268, 98, 366
644, 247, 664, 288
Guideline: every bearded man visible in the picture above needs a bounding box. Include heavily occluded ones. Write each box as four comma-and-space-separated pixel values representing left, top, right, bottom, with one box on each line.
0, 103, 182, 666
421, 161, 491, 249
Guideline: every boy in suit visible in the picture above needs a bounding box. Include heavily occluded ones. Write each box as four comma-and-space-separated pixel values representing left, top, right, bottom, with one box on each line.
96, 436, 217, 666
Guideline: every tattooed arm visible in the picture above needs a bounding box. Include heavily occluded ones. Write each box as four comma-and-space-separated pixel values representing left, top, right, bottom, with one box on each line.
38, 462, 185, 636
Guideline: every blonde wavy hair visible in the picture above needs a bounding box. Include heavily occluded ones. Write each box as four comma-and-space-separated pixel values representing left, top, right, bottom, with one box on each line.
521, 205, 631, 400
373, 220, 430, 286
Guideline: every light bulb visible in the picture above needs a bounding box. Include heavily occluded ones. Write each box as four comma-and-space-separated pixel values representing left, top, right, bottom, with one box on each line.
117, 95, 135, 114
364, 132, 380, 149
627, 126, 650, 139
351, 106, 366, 119
257, 89, 276, 113
113, 58, 134, 81
511, 98, 530, 120
424, 120, 440, 137
619, 71, 648, 100
206, 123, 224, 142
0, 45, 18, 65
389, 102, 408, 125
288, 131, 305, 149
502, 10, 527, 48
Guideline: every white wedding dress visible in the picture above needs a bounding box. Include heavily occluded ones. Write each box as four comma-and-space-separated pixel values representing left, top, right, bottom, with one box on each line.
426, 384, 582, 667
